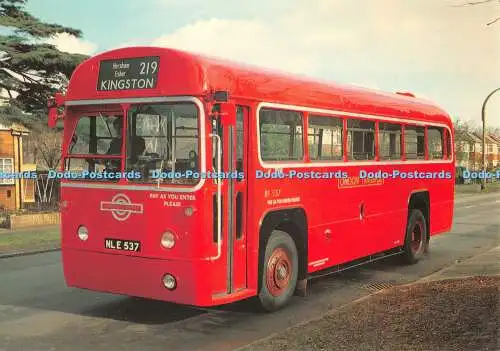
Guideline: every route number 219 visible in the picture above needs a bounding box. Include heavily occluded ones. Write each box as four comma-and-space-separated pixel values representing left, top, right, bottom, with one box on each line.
139, 61, 158, 75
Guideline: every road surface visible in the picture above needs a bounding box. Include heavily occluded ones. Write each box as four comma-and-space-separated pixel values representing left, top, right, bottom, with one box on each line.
0, 193, 499, 351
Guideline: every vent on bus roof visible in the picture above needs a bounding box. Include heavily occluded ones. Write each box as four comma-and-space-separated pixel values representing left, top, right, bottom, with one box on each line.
396, 91, 415, 98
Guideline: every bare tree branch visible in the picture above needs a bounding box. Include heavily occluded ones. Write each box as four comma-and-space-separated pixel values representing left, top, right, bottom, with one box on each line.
452, 0, 497, 7
451, 0, 500, 25
487, 16, 500, 24
24, 129, 63, 170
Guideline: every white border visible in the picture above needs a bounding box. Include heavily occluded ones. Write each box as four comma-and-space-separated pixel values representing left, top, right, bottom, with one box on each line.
61, 96, 206, 192
256, 102, 454, 168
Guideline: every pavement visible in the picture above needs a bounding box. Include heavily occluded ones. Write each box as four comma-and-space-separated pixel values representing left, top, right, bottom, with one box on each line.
420, 244, 500, 282
0, 192, 498, 351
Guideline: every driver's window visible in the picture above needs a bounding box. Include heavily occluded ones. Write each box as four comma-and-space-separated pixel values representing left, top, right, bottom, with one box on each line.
69, 115, 121, 155
65, 114, 122, 177
69, 116, 92, 154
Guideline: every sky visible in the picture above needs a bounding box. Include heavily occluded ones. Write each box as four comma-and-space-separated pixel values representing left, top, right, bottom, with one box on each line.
25, 0, 500, 127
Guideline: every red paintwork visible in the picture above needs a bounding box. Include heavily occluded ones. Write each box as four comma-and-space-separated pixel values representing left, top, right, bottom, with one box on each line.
59, 47, 454, 307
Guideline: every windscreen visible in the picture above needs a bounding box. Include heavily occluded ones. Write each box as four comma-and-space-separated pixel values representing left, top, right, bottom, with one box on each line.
126, 102, 200, 184
63, 102, 200, 185
64, 112, 124, 182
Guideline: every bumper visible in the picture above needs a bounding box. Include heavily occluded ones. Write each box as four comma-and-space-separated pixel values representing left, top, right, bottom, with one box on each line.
62, 249, 210, 306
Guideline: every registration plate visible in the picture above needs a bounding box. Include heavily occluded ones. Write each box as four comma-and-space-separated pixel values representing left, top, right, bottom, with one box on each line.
104, 238, 141, 252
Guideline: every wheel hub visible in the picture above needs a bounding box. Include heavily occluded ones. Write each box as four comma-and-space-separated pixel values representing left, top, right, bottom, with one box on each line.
411, 221, 423, 254
266, 248, 291, 296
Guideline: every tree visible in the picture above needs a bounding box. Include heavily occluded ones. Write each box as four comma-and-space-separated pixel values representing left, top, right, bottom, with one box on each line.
0, 104, 63, 170
0, 0, 88, 114
24, 127, 62, 169
453, 118, 478, 137
453, 118, 476, 166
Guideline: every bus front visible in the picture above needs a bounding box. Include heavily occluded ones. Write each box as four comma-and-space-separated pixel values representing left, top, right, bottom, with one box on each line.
49, 48, 244, 307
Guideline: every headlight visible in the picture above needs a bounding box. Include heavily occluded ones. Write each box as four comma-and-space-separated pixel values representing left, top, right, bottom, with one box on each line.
161, 231, 175, 249
162, 274, 177, 290
77, 226, 88, 241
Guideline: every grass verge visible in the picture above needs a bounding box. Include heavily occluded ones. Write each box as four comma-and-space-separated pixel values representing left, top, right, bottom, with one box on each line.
0, 225, 60, 254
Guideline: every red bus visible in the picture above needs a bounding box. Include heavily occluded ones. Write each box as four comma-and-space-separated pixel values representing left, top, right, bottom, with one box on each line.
48, 47, 454, 311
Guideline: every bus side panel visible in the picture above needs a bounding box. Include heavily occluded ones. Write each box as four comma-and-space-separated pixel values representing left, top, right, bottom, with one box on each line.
304, 174, 358, 269
429, 179, 455, 235
357, 164, 407, 254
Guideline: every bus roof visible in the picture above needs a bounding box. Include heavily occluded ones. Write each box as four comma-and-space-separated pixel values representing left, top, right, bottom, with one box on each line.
66, 46, 451, 125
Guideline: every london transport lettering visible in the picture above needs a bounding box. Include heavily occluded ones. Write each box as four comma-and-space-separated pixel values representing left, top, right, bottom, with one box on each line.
338, 176, 384, 189
97, 56, 160, 91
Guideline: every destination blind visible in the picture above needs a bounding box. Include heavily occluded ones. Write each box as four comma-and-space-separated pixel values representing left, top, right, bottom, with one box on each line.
97, 56, 160, 91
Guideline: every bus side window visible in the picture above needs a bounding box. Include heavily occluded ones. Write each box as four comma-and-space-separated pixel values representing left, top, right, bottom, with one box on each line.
379, 122, 402, 160
308, 115, 343, 161
427, 127, 444, 159
259, 108, 303, 162
347, 119, 375, 160
405, 125, 425, 160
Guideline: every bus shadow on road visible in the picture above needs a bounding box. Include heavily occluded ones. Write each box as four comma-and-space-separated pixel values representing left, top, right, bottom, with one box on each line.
305, 255, 407, 298
3, 256, 409, 325
79, 255, 407, 321
3, 288, 207, 325
78, 296, 207, 324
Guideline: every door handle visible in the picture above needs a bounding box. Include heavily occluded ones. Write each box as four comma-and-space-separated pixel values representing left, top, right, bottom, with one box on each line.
359, 202, 365, 220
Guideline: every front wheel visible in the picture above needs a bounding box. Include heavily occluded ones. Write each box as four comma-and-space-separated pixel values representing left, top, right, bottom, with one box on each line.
258, 230, 298, 312
402, 209, 428, 264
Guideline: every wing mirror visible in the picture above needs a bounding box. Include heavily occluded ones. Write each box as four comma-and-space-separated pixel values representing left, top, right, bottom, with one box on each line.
47, 92, 66, 128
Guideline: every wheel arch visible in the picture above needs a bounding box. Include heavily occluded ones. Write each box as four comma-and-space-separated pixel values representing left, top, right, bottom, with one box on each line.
258, 207, 308, 291
408, 190, 430, 247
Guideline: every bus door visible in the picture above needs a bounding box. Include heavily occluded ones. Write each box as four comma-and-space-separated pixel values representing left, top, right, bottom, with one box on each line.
213, 103, 248, 293
231, 106, 248, 291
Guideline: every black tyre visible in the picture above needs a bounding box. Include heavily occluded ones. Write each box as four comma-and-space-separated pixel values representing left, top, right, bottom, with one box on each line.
402, 209, 428, 264
258, 230, 298, 312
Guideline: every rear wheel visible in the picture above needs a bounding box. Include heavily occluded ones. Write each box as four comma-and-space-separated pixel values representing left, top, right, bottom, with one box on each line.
258, 230, 298, 312
402, 209, 428, 264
